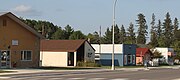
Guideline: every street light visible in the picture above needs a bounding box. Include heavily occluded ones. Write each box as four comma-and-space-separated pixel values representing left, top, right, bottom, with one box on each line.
112, 0, 117, 70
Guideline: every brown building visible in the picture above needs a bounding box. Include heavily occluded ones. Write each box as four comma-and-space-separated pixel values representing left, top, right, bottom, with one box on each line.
0, 12, 43, 68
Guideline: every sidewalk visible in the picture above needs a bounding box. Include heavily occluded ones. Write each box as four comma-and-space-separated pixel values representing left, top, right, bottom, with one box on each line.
0, 65, 179, 76
0, 68, 110, 76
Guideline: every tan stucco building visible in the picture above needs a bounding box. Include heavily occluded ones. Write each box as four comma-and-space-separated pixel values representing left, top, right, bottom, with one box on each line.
40, 40, 95, 67
0, 12, 43, 68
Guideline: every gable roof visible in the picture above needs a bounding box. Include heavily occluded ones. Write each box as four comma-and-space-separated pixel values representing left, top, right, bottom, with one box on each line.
0, 12, 44, 39
41, 39, 93, 52
136, 48, 152, 57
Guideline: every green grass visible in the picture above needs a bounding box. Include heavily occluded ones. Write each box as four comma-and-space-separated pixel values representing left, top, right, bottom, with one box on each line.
101, 65, 144, 69
39, 67, 100, 70
0, 70, 15, 73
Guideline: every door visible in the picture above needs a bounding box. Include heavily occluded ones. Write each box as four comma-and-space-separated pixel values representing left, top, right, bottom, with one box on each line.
0, 50, 10, 68
68, 52, 74, 66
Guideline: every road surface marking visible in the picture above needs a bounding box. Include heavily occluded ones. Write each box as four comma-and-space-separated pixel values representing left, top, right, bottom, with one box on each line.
172, 78, 180, 80
87, 78, 106, 80
111, 78, 129, 80
0, 77, 10, 79
66, 78, 85, 80
50, 78, 63, 80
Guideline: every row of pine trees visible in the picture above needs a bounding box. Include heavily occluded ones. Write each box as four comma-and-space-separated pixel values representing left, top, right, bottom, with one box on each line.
20, 12, 180, 50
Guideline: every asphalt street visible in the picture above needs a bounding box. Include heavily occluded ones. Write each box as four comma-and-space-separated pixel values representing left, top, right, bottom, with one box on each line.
0, 68, 180, 80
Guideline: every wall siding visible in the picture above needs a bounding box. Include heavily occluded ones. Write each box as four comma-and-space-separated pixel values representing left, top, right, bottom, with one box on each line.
155, 48, 174, 64
40, 51, 68, 67
92, 44, 136, 66
0, 15, 40, 68
92, 44, 123, 54
123, 44, 136, 66
84, 42, 95, 62
100, 54, 123, 66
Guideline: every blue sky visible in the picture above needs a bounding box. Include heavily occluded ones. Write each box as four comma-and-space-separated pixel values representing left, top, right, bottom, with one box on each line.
0, 0, 180, 35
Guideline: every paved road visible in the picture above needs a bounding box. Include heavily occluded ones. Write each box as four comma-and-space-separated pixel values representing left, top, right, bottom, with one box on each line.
0, 68, 180, 80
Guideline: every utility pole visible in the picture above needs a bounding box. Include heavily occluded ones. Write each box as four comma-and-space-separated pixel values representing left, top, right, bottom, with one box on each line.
99, 26, 101, 55
112, 0, 117, 70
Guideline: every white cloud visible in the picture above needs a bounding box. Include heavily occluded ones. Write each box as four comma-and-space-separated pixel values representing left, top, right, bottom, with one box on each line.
13, 5, 31, 13
11, 5, 42, 16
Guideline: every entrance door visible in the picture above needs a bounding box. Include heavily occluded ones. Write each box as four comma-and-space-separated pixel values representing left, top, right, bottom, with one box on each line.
0, 50, 10, 68
68, 52, 74, 66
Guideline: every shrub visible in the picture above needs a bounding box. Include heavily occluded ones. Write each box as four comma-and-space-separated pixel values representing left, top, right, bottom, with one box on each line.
77, 61, 101, 67
137, 62, 142, 65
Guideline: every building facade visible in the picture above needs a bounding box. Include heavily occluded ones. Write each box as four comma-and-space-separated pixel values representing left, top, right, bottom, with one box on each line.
136, 48, 152, 65
155, 47, 174, 65
40, 40, 95, 67
0, 12, 43, 68
92, 44, 136, 66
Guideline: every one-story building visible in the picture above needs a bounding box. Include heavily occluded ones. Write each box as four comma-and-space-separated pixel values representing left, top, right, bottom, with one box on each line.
40, 40, 95, 67
0, 12, 43, 68
136, 48, 152, 65
154, 47, 174, 65
92, 44, 136, 66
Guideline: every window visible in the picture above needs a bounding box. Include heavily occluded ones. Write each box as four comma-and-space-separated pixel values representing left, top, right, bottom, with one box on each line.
3, 19, 7, 26
21, 51, 32, 61
12, 40, 18, 46
132, 55, 135, 64
88, 53, 92, 58
124, 55, 127, 65
95, 55, 100, 58
127, 54, 132, 64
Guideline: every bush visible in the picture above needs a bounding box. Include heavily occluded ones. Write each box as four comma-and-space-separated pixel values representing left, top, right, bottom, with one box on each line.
77, 61, 101, 67
159, 63, 169, 66
137, 62, 142, 65
174, 62, 180, 65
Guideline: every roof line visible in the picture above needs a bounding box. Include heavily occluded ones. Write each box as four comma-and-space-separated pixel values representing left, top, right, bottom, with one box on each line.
0, 12, 44, 39
75, 39, 86, 51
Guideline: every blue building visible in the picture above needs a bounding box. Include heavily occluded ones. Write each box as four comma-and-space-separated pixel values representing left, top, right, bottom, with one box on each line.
92, 44, 136, 66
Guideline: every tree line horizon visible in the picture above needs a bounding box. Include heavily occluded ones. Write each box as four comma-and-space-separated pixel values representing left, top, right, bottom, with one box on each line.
20, 12, 180, 49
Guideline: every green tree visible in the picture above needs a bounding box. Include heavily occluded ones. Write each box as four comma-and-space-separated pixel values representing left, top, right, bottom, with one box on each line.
69, 30, 86, 40
162, 12, 173, 47
111, 25, 120, 43
175, 30, 180, 41
152, 49, 163, 58
87, 31, 100, 44
136, 13, 148, 44
64, 25, 74, 39
103, 27, 112, 44
157, 20, 162, 39
150, 13, 158, 47
156, 19, 165, 47
51, 28, 65, 39
126, 22, 136, 44
173, 18, 179, 41
173, 30, 180, 60
44, 22, 58, 39
119, 25, 126, 44
21, 18, 59, 39
103, 25, 120, 44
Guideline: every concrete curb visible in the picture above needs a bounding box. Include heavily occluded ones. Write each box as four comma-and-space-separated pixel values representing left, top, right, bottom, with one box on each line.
0, 65, 179, 76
